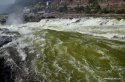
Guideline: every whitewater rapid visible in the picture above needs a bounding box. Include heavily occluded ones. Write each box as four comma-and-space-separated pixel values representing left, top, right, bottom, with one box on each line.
0, 17, 125, 82
1, 17, 125, 39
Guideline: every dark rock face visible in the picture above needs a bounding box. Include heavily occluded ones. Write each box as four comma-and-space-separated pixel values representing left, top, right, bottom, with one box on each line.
0, 57, 15, 82
0, 16, 7, 25
0, 28, 16, 82
0, 18, 6, 24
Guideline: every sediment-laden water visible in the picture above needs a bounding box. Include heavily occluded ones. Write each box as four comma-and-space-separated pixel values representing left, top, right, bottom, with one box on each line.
0, 17, 125, 82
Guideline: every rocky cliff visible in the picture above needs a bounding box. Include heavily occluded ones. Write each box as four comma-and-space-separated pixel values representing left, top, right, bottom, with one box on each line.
51, 0, 125, 13
52, 0, 125, 6
99, 0, 125, 9
8, 0, 125, 14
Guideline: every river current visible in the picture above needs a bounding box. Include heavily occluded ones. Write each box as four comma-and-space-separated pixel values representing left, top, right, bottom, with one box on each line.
0, 17, 125, 82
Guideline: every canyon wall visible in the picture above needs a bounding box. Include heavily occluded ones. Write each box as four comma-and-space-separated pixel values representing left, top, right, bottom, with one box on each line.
99, 0, 125, 9
53, 0, 125, 9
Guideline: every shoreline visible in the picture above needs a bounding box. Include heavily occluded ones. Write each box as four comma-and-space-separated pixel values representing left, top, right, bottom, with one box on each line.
1, 13, 125, 24
54, 13, 125, 19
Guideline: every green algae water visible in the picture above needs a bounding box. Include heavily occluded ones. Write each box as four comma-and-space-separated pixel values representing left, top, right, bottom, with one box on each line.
1, 18, 125, 82
28, 29, 125, 82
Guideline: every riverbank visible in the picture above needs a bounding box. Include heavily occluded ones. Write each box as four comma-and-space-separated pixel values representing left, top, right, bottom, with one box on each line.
56, 13, 125, 19
1, 13, 125, 24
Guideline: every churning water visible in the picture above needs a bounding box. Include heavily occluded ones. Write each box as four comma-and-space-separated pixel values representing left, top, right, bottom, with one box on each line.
0, 17, 125, 82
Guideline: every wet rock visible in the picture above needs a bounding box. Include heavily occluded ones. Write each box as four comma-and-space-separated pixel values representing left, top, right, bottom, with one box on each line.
72, 19, 81, 23
0, 29, 18, 82
0, 36, 12, 47
0, 28, 9, 32
24, 13, 55, 22
0, 18, 6, 25
0, 28, 20, 36
0, 28, 20, 47
0, 57, 15, 82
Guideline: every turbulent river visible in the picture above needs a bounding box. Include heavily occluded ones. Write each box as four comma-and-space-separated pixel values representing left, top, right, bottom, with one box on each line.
0, 17, 125, 82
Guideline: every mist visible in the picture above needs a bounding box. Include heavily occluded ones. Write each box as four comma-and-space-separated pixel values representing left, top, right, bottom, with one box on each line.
0, 0, 47, 25
6, 7, 24, 25
0, 0, 25, 25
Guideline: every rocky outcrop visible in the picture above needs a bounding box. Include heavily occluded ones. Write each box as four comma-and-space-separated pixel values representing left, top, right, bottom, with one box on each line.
0, 16, 7, 24
0, 57, 15, 82
0, 28, 35, 82
0, 29, 17, 82
24, 13, 55, 22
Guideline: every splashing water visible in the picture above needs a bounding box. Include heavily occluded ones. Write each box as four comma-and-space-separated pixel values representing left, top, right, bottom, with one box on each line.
0, 17, 125, 82
6, 7, 24, 25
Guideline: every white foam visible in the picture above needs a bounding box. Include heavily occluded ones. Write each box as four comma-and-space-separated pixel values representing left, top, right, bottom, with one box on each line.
16, 39, 27, 61
1, 17, 125, 40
